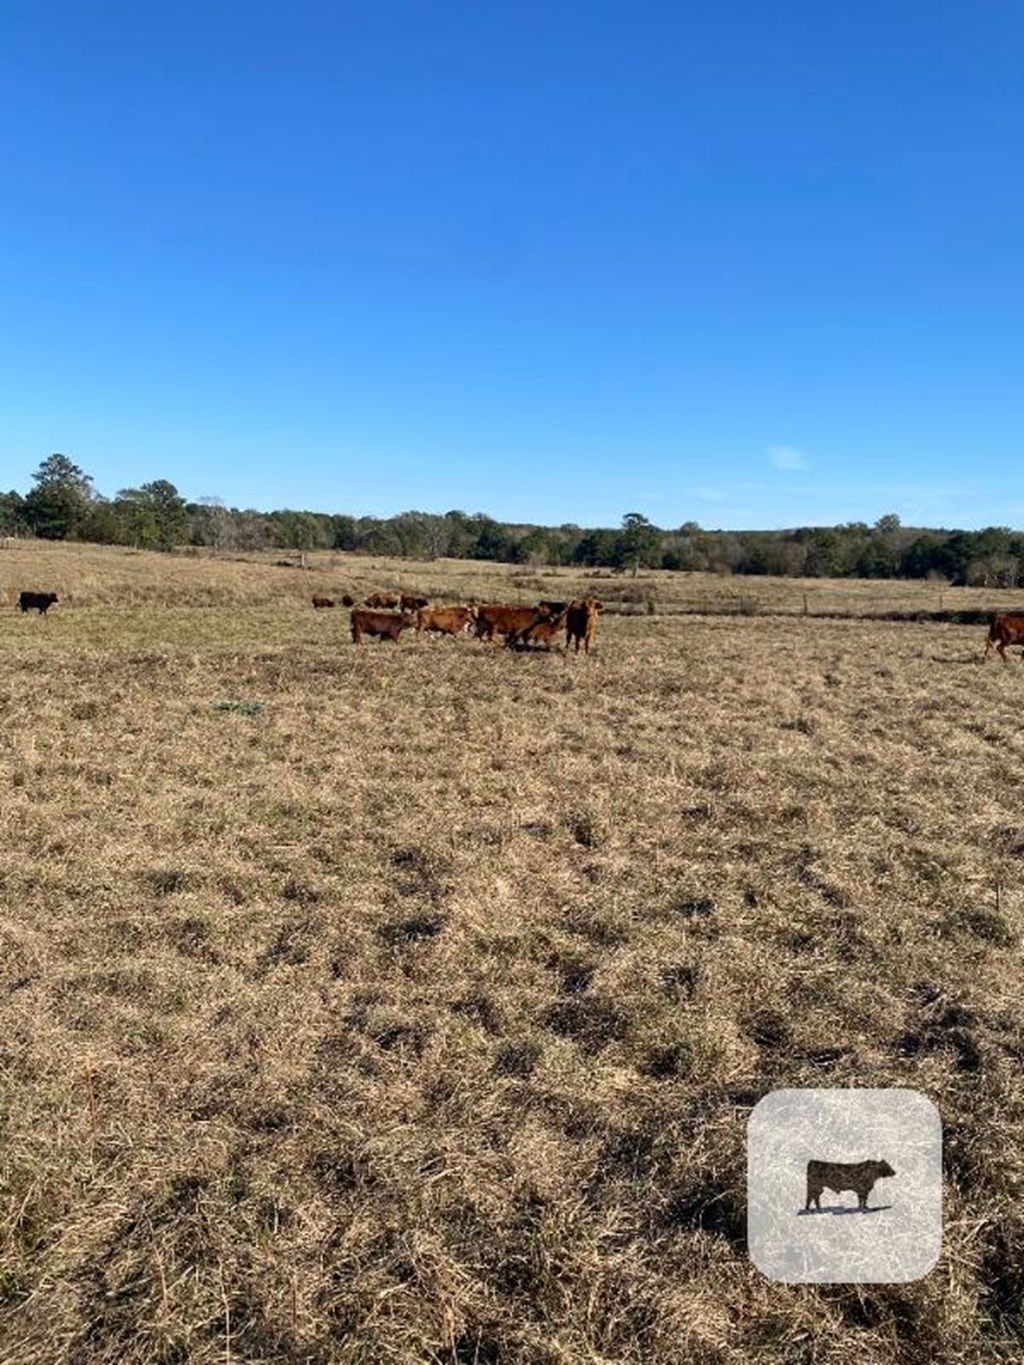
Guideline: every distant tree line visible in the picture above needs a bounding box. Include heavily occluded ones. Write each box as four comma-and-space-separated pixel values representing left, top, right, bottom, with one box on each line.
3, 454, 1024, 587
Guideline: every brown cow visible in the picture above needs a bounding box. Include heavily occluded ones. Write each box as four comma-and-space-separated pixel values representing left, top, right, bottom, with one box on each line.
341, 594, 355, 607
473, 603, 555, 643
350, 609, 413, 644
984, 612, 1024, 664
365, 591, 401, 609
509, 608, 568, 650
311, 596, 335, 609
565, 599, 601, 654
416, 604, 476, 637
400, 594, 430, 612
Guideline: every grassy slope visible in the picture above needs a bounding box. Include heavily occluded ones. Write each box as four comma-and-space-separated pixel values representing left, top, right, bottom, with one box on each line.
1, 541, 1023, 1363
1, 537, 1021, 614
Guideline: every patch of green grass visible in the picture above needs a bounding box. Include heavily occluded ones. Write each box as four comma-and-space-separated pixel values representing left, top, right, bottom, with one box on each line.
212, 699, 264, 715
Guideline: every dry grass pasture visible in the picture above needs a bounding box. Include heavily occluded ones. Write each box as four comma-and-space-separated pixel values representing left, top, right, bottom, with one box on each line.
2, 541, 1024, 1363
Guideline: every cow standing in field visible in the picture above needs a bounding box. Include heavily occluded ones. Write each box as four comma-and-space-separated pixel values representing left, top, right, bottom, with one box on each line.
365, 591, 401, 609
983, 612, 1024, 663
565, 599, 600, 654
415, 605, 476, 637
350, 609, 413, 644
400, 594, 429, 612
509, 608, 568, 650
18, 591, 58, 614
312, 596, 335, 609
473, 603, 556, 643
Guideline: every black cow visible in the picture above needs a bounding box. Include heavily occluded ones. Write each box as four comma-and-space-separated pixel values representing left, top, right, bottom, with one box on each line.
18, 592, 58, 615
805, 1159, 895, 1211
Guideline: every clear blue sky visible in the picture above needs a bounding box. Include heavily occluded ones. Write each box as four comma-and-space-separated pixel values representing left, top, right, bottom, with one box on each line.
3, 1, 1023, 530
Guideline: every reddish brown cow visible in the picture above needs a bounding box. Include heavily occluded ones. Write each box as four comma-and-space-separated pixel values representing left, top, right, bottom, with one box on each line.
510, 608, 568, 650
565, 599, 601, 655
351, 609, 413, 644
473, 603, 555, 643
311, 596, 335, 609
416, 605, 476, 637
984, 612, 1024, 664
365, 591, 401, 609
400, 594, 430, 612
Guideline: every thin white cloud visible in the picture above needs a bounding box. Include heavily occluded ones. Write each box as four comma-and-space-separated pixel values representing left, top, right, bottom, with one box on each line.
767, 444, 809, 471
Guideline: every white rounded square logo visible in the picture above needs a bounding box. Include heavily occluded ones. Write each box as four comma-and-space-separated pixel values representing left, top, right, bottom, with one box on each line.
747, 1089, 942, 1283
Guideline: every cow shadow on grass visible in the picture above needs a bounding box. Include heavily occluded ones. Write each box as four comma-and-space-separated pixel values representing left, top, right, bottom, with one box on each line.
930, 654, 997, 665
796, 1205, 892, 1216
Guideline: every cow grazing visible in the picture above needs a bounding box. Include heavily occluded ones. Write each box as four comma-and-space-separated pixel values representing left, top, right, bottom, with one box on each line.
473, 603, 555, 643
400, 594, 429, 612
805, 1159, 895, 1212
416, 604, 476, 637
18, 591, 58, 615
311, 596, 335, 609
983, 613, 1024, 664
365, 591, 401, 609
565, 599, 601, 654
350, 609, 413, 644
341, 594, 355, 607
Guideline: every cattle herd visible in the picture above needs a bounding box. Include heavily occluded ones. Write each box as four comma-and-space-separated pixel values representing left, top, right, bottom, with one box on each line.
342, 592, 601, 652
10, 583, 599, 651
12, 587, 1024, 664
